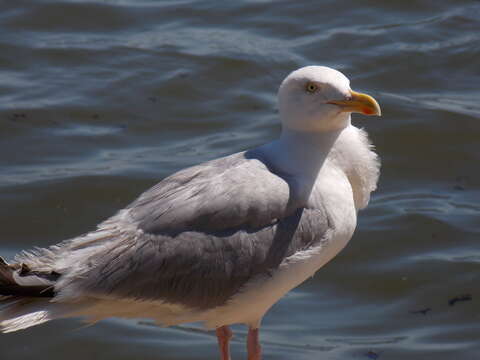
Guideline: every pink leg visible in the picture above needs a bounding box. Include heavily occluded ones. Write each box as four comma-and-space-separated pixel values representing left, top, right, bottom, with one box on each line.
216, 325, 233, 360
247, 327, 261, 360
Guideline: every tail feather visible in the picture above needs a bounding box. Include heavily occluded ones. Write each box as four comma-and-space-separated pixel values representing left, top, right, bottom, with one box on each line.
0, 297, 52, 332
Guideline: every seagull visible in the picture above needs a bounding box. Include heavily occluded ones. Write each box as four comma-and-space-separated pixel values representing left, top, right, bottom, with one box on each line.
0, 66, 381, 360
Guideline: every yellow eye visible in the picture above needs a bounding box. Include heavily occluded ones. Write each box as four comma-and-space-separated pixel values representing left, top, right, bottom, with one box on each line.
306, 82, 318, 93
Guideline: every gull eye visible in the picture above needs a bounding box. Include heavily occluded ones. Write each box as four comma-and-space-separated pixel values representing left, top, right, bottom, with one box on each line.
305, 82, 318, 93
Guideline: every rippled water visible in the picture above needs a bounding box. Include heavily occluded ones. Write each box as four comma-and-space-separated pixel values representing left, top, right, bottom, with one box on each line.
1, 1, 479, 359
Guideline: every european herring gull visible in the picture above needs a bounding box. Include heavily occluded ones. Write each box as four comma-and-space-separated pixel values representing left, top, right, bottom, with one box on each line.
0, 66, 381, 360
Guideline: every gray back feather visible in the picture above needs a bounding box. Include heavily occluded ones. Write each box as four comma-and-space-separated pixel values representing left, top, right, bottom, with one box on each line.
128, 151, 298, 234
29, 151, 334, 309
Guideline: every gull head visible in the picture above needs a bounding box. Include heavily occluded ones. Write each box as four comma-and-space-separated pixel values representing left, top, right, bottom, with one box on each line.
278, 66, 381, 132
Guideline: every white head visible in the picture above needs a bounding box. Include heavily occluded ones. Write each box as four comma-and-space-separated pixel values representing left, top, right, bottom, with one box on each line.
278, 66, 381, 133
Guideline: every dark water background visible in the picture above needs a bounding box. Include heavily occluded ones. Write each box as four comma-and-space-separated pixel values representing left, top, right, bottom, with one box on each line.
1, 0, 480, 359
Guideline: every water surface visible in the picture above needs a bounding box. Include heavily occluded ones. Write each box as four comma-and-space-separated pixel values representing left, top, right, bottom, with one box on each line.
1, 1, 479, 359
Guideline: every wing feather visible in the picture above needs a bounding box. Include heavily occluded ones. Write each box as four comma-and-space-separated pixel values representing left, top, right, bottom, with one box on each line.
19, 151, 334, 309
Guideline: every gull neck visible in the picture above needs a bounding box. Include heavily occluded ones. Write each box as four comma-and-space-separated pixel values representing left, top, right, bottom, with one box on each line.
259, 126, 344, 181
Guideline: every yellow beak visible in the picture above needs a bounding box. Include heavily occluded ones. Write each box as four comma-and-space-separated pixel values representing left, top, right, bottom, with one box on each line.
327, 90, 381, 116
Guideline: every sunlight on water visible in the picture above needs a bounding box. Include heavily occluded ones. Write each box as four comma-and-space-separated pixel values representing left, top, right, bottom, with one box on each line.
0, 0, 479, 359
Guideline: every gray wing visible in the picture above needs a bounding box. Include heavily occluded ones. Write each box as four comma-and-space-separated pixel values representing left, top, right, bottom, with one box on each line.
127, 151, 297, 234
46, 151, 333, 309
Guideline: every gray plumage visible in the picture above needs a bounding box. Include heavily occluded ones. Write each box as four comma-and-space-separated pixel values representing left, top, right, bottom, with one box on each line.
9, 149, 332, 310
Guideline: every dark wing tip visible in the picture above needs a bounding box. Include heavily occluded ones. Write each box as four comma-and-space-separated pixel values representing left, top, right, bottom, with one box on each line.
0, 257, 57, 298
